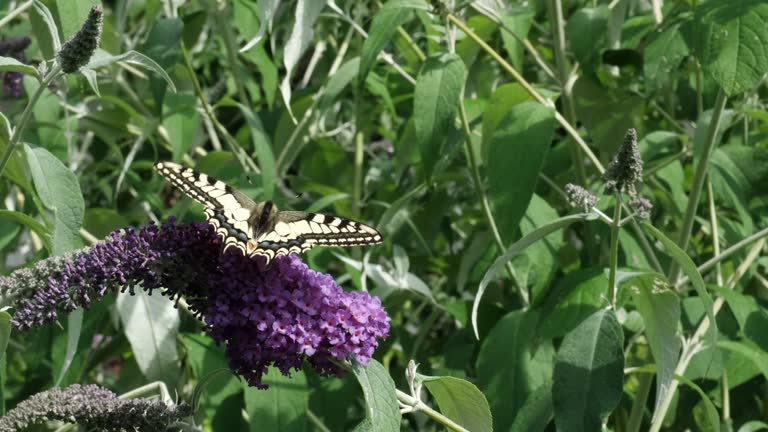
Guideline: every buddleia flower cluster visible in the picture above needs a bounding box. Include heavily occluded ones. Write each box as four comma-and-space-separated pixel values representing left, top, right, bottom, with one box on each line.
565, 128, 653, 220
0, 384, 192, 432
57, 5, 103, 73
1, 220, 390, 389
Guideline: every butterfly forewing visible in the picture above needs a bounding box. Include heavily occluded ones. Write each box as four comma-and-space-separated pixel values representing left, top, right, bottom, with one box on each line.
155, 162, 257, 254
155, 161, 383, 265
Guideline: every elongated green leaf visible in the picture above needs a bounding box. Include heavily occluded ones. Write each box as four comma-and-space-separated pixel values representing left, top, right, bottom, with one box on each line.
421, 375, 493, 432
695, 0, 768, 95
279, 0, 326, 120
718, 339, 768, 379
237, 103, 276, 200
359, 0, 428, 86
32, 0, 62, 53
643, 223, 716, 344
86, 49, 176, 92
488, 101, 555, 240
738, 421, 768, 432
481, 84, 534, 162
627, 272, 681, 423
538, 270, 606, 339
644, 20, 689, 90
25, 145, 84, 255
511, 382, 553, 432
352, 359, 401, 431
239, 0, 279, 52
553, 308, 624, 432
414, 53, 466, 179
0, 57, 38, 77
163, 92, 198, 162
477, 310, 552, 430
0, 210, 50, 248
55, 308, 83, 386
244, 369, 309, 432
116, 290, 180, 384
472, 214, 587, 338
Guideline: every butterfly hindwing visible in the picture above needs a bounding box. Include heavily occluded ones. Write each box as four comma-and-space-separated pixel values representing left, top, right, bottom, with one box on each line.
250, 211, 383, 262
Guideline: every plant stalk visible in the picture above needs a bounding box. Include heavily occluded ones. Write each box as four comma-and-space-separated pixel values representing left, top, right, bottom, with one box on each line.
397, 390, 469, 432
607, 196, 622, 306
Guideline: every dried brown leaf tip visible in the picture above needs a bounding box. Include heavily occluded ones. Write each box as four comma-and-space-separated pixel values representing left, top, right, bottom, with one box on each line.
57, 6, 103, 73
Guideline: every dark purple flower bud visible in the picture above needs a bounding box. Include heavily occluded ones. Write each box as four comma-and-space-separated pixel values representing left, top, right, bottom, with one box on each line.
0, 36, 31, 98
3, 220, 390, 389
564, 183, 598, 211
630, 197, 653, 219
57, 6, 103, 73
0, 384, 192, 432
603, 128, 643, 198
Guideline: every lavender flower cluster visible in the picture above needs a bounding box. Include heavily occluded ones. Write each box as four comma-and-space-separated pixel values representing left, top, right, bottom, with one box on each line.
0, 384, 191, 431
6, 220, 390, 388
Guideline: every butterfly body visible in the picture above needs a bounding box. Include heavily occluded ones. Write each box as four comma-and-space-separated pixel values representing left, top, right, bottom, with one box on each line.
154, 162, 382, 264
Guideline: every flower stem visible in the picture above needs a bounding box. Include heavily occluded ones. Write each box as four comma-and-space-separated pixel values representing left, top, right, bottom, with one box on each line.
0, 0, 33, 28
668, 88, 728, 282
396, 389, 469, 432
607, 196, 622, 306
458, 98, 525, 306
0, 64, 61, 177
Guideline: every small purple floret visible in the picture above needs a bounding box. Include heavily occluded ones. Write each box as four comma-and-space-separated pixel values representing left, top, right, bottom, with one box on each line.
10, 220, 390, 388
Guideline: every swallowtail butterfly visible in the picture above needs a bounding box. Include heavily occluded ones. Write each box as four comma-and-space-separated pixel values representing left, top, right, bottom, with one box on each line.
154, 162, 383, 265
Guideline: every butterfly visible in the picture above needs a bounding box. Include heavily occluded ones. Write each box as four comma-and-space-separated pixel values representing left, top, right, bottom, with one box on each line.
154, 161, 383, 265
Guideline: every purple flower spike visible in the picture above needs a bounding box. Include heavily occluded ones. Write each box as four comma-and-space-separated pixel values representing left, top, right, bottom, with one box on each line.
5, 220, 390, 389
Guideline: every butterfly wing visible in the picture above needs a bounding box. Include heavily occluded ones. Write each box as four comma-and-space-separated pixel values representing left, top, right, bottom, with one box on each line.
154, 161, 257, 254
250, 211, 383, 262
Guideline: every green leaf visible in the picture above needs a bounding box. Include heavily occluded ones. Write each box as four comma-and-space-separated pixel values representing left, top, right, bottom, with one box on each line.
538, 270, 606, 339
499, 6, 534, 71
55, 308, 83, 386
238, 0, 279, 52
116, 290, 180, 384
32, 0, 62, 53
565, 6, 609, 65
643, 19, 690, 91
487, 101, 556, 241
25, 145, 84, 255
83, 208, 130, 239
672, 373, 720, 432
352, 359, 401, 432
477, 310, 552, 430
279, 0, 326, 121
421, 375, 493, 432
626, 272, 681, 423
86, 49, 177, 92
695, 0, 768, 95
56, 0, 99, 38
244, 369, 309, 432
0, 56, 39, 77
510, 382, 553, 432
738, 421, 768, 432
480, 83, 534, 163
163, 92, 199, 161
715, 288, 768, 350
718, 339, 768, 379
0, 209, 51, 249
236, 103, 276, 200
553, 308, 624, 432
181, 334, 241, 419
472, 214, 587, 338
359, 0, 428, 86
643, 223, 717, 344
414, 53, 467, 179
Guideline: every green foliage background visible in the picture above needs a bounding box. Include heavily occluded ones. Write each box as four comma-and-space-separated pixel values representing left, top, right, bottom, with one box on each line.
1, 0, 768, 431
